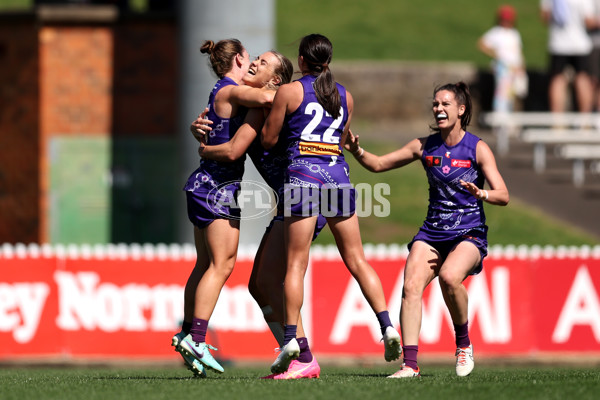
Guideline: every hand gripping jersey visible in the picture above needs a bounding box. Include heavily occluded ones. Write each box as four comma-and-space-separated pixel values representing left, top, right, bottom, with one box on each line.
183, 77, 247, 227
417, 131, 488, 241
280, 74, 354, 217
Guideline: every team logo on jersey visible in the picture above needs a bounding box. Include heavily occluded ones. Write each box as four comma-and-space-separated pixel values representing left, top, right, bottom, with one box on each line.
299, 141, 341, 156
451, 159, 471, 168
425, 155, 442, 167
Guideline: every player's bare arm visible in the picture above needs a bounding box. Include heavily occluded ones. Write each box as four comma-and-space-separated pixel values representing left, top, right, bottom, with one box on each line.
460, 141, 509, 205
261, 82, 299, 149
199, 108, 264, 161
230, 85, 276, 108
348, 134, 424, 173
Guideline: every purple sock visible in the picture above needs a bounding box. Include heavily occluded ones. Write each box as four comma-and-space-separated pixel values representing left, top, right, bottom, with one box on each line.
296, 337, 313, 363
454, 321, 470, 348
402, 345, 419, 370
376, 311, 393, 336
182, 321, 192, 335
283, 325, 297, 346
190, 318, 208, 343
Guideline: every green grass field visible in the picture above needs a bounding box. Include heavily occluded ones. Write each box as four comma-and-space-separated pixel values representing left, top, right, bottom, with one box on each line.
276, 0, 549, 70
1, 364, 599, 400
1, 0, 550, 69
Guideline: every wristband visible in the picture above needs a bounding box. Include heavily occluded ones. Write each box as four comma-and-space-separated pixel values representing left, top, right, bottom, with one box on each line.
354, 147, 364, 158
481, 189, 488, 200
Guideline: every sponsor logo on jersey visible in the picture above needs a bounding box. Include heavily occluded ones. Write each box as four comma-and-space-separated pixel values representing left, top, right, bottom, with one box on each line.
299, 141, 341, 156
451, 159, 471, 168
425, 156, 442, 167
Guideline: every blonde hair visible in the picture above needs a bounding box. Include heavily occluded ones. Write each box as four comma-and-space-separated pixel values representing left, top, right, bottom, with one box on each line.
265, 50, 294, 90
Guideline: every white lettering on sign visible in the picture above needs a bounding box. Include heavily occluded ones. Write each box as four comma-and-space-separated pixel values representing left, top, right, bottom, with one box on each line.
53, 271, 266, 334
329, 280, 380, 344
467, 268, 511, 343
55, 271, 182, 332
210, 285, 267, 332
0, 282, 50, 343
328, 267, 511, 345
420, 279, 454, 343
552, 266, 600, 343
421, 268, 512, 343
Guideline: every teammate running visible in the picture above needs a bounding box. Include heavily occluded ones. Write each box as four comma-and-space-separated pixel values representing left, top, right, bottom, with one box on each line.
345, 82, 509, 378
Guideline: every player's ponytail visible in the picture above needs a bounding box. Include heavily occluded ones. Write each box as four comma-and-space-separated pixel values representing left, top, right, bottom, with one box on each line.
299, 34, 341, 119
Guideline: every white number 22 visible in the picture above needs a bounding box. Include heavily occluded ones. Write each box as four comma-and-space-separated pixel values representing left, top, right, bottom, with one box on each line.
300, 102, 344, 144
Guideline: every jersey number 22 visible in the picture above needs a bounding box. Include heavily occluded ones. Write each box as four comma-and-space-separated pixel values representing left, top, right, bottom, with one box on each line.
300, 102, 344, 144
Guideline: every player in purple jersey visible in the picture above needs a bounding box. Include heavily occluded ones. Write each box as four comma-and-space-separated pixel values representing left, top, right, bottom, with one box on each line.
345, 82, 509, 378
190, 51, 324, 379
261, 34, 402, 375
173, 39, 283, 377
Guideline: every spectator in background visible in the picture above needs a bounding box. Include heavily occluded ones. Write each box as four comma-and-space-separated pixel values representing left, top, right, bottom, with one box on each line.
540, 0, 596, 112
478, 5, 527, 113
589, 0, 600, 110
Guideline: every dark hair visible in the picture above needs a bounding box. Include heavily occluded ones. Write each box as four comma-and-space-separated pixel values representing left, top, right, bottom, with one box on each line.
200, 39, 245, 79
298, 34, 341, 118
430, 81, 472, 133
269, 50, 294, 88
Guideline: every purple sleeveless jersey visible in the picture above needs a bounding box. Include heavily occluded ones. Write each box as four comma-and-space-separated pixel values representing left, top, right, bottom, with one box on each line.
417, 131, 487, 238
282, 75, 349, 166
183, 77, 247, 228
281, 74, 354, 217
410, 131, 488, 273
248, 133, 327, 238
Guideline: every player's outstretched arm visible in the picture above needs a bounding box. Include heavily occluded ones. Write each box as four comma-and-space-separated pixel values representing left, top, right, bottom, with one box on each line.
346, 130, 423, 173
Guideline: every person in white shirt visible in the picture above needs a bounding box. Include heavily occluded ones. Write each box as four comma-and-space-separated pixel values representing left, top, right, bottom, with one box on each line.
540, 0, 596, 112
478, 5, 527, 112
589, 0, 600, 110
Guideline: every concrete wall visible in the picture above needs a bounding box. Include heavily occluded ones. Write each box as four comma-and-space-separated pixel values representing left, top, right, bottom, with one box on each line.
0, 6, 178, 244
334, 61, 479, 122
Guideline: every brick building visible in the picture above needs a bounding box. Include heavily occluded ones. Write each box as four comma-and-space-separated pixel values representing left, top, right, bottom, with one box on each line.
0, 4, 180, 244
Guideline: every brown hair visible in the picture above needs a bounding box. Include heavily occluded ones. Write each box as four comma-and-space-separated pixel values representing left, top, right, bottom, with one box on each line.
430, 81, 473, 133
200, 39, 245, 79
298, 34, 341, 118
